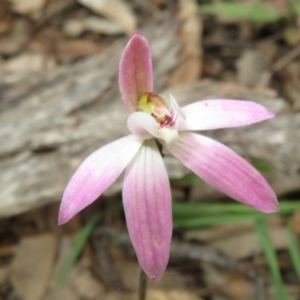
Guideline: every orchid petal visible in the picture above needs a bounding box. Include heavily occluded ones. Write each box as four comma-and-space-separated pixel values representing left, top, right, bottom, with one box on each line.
164, 132, 278, 213
155, 127, 179, 144
179, 100, 275, 131
58, 135, 143, 224
127, 112, 178, 143
127, 112, 154, 140
119, 33, 153, 112
169, 94, 186, 121
123, 139, 172, 281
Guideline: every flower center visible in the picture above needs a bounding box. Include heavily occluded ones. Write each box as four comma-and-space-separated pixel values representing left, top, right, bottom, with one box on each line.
127, 92, 185, 144
138, 92, 175, 128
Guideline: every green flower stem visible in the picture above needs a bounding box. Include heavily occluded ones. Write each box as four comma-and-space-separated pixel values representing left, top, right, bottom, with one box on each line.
139, 269, 148, 300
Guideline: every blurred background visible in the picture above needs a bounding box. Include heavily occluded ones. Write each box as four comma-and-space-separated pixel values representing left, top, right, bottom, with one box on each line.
1, 0, 300, 299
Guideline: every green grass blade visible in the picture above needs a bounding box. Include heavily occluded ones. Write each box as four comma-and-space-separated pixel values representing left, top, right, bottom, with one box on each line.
57, 214, 102, 288
255, 218, 290, 300
172, 202, 260, 215
174, 213, 270, 228
199, 2, 285, 23
251, 160, 274, 173
57, 202, 123, 288
172, 201, 300, 217
287, 222, 300, 282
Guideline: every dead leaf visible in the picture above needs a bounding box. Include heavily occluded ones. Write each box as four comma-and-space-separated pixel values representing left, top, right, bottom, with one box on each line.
280, 61, 300, 111
236, 49, 269, 89
56, 40, 105, 57
69, 259, 105, 299
0, 0, 12, 35
77, 0, 137, 34
63, 19, 85, 37
10, 234, 57, 300
168, 0, 203, 84
0, 266, 11, 299
185, 219, 288, 260
113, 259, 188, 292
0, 19, 30, 56
63, 17, 124, 37
46, 235, 105, 300
128, 289, 202, 300
3, 52, 56, 75
202, 263, 254, 299
9, 0, 46, 15
290, 213, 300, 234
84, 16, 124, 34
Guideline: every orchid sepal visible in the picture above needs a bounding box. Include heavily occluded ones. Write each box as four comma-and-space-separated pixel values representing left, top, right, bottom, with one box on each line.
123, 139, 172, 281
58, 135, 142, 225
119, 33, 153, 112
163, 132, 278, 213
179, 99, 275, 131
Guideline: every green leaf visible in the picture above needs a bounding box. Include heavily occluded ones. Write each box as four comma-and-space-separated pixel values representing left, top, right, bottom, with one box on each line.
199, 2, 286, 23
287, 222, 300, 282
255, 219, 290, 300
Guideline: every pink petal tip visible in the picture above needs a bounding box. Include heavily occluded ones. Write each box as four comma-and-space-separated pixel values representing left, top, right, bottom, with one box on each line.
58, 135, 142, 225
165, 132, 278, 213
119, 33, 153, 112
123, 139, 172, 280
180, 100, 276, 131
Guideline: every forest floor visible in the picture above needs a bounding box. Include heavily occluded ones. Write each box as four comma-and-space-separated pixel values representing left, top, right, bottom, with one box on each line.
1, 0, 300, 299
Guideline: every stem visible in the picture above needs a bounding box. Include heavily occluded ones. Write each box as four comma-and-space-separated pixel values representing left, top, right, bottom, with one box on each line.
138, 269, 148, 300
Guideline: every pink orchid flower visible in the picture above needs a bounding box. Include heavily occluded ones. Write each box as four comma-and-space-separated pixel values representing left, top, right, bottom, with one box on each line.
58, 34, 278, 281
